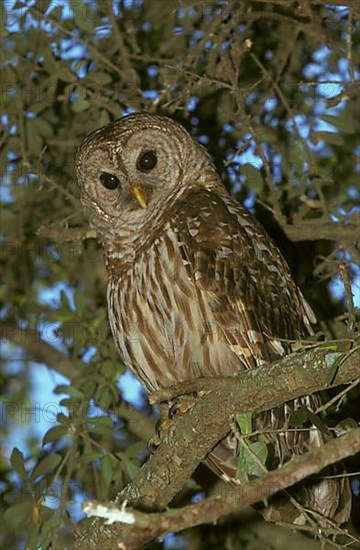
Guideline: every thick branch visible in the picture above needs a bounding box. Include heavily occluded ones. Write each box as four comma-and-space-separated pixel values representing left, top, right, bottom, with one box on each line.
150, 347, 359, 403
76, 428, 360, 550
120, 347, 360, 509
79, 429, 360, 549
74, 347, 359, 548
36, 226, 96, 242
281, 220, 360, 243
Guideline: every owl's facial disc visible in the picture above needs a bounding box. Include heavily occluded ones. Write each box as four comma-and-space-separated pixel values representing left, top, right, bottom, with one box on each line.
76, 113, 221, 237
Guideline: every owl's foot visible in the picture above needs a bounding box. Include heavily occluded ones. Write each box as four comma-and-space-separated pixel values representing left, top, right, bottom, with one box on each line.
148, 416, 172, 452
149, 381, 208, 405
168, 393, 198, 419
148, 394, 198, 452
147, 401, 171, 452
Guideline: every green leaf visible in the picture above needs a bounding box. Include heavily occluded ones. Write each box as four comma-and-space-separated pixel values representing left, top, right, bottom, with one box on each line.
55, 67, 76, 82
80, 378, 97, 398
123, 459, 140, 480
26, 119, 43, 154
321, 113, 358, 134
42, 425, 68, 445
88, 416, 114, 436
54, 384, 84, 398
30, 118, 54, 137
73, 290, 85, 313
71, 97, 90, 112
79, 450, 103, 465
235, 412, 253, 436
27, 102, 49, 115
96, 385, 118, 409
123, 441, 145, 459
57, 413, 71, 426
325, 352, 341, 385
99, 360, 118, 379
3, 502, 34, 531
246, 442, 268, 476
0, 2, 6, 37
98, 109, 111, 127
30, 454, 62, 482
89, 72, 112, 85
237, 441, 268, 482
48, 5, 63, 21
289, 406, 326, 433
69, 0, 95, 32
304, 409, 327, 433
10, 447, 29, 481
288, 408, 309, 428
256, 127, 278, 143
25, 523, 41, 550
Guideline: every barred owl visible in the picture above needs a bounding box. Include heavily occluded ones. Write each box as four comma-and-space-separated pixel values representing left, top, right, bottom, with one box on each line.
76, 113, 350, 524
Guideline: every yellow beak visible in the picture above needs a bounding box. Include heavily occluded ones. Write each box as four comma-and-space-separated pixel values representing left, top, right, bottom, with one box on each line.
131, 185, 148, 209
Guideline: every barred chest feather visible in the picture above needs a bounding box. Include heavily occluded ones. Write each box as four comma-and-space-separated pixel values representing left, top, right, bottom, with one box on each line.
107, 221, 244, 393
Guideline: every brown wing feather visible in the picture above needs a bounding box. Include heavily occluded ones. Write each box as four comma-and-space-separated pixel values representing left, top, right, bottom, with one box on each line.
173, 188, 315, 370
172, 190, 321, 461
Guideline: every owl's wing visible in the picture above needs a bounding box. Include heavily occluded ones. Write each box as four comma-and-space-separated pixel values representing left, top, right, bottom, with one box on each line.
172, 188, 321, 466
172, 187, 316, 372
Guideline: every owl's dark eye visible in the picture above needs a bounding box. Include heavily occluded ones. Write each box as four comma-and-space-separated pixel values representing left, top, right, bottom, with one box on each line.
137, 150, 157, 172
99, 172, 120, 190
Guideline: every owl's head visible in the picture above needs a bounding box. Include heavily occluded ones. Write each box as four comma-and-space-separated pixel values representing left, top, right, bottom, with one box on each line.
76, 113, 220, 238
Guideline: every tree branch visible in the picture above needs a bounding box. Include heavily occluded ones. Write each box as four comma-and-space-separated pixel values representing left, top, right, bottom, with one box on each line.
150, 346, 359, 404
74, 346, 359, 548
280, 219, 360, 243
79, 429, 360, 549
36, 226, 97, 242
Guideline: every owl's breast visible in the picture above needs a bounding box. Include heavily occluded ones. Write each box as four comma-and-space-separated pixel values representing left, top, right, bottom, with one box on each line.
107, 224, 239, 393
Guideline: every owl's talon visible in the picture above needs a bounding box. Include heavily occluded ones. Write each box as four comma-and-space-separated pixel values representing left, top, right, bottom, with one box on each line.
148, 415, 173, 452
169, 394, 197, 419
148, 394, 198, 452
169, 402, 180, 419
147, 434, 161, 453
